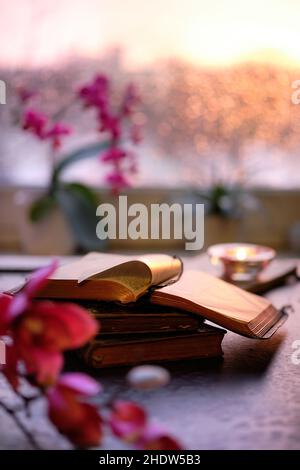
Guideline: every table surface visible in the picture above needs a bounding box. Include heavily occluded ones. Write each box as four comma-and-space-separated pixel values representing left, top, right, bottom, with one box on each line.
0, 255, 300, 450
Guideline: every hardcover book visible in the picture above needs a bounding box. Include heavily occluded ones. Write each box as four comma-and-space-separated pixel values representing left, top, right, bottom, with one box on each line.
80, 324, 226, 368
75, 301, 202, 335
36, 252, 287, 339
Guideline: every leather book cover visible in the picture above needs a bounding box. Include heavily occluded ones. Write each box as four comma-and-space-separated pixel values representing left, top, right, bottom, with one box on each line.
81, 323, 226, 368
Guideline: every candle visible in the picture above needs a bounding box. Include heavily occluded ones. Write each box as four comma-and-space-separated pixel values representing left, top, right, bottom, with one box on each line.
207, 243, 276, 282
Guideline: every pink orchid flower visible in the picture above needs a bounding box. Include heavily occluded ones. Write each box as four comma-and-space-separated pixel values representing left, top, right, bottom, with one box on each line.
78, 74, 109, 109
109, 401, 147, 443
137, 424, 182, 450
22, 108, 48, 139
105, 170, 130, 193
0, 261, 98, 387
78, 74, 142, 194
47, 373, 102, 447
45, 122, 72, 150
109, 400, 182, 450
98, 110, 121, 141
100, 147, 127, 163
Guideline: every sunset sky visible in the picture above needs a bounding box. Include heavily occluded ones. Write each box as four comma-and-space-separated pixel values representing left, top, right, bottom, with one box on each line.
0, 0, 300, 68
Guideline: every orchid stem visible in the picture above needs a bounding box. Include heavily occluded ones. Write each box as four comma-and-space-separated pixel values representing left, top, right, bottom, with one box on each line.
0, 399, 42, 450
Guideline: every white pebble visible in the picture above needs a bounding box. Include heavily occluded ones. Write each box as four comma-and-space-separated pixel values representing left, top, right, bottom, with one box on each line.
127, 365, 170, 390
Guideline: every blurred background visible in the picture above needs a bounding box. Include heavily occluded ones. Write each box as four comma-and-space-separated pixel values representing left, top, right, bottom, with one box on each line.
1, 0, 300, 254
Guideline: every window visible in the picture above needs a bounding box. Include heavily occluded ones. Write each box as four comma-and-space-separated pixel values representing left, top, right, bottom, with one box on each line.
1, 0, 300, 188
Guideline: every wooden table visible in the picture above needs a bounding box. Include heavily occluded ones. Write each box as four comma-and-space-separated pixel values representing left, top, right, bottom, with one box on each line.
0, 255, 300, 450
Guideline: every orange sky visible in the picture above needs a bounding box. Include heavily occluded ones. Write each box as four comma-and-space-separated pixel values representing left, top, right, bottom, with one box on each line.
0, 0, 300, 68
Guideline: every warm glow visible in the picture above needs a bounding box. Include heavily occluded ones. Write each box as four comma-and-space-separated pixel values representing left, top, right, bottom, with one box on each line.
0, 0, 300, 68
234, 248, 249, 262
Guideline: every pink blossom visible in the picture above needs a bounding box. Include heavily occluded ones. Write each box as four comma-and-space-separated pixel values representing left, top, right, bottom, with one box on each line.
105, 170, 130, 192
109, 401, 183, 450
22, 109, 48, 139
98, 110, 121, 141
0, 261, 98, 387
137, 424, 182, 450
109, 401, 147, 442
100, 147, 127, 162
78, 74, 109, 109
47, 373, 102, 447
78, 74, 143, 193
45, 123, 72, 150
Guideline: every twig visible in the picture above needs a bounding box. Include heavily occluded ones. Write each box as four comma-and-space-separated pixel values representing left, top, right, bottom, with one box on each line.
0, 399, 42, 450
14, 388, 42, 415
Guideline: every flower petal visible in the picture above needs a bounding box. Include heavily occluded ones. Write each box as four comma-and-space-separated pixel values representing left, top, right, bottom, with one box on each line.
25, 260, 58, 298
0, 294, 13, 334
138, 424, 183, 450
47, 374, 102, 447
1, 344, 19, 390
22, 348, 63, 387
109, 401, 147, 441
16, 301, 98, 352
57, 373, 101, 396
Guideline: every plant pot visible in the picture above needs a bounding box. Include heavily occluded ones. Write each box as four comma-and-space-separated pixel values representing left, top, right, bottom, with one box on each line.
14, 190, 76, 255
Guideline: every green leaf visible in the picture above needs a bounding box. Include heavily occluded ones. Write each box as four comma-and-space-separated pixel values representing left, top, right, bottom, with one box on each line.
64, 182, 99, 207
29, 195, 57, 223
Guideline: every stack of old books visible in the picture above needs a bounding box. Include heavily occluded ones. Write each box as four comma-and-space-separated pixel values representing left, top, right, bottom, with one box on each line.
36, 253, 287, 368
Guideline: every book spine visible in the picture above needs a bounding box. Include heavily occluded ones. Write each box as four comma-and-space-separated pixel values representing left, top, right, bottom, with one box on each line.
81, 335, 224, 368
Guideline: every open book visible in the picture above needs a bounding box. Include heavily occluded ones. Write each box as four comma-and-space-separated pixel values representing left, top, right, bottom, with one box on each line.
37, 252, 287, 339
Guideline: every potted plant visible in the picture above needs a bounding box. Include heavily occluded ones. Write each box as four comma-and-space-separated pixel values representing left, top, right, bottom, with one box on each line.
12, 76, 142, 254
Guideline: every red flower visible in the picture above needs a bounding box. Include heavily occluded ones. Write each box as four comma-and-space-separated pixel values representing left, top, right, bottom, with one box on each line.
78, 74, 109, 109
100, 147, 127, 162
78, 74, 142, 194
0, 261, 98, 387
22, 108, 71, 150
138, 425, 182, 450
109, 401, 147, 442
105, 170, 130, 192
22, 109, 48, 139
0, 294, 14, 335
98, 111, 121, 141
45, 122, 72, 150
109, 401, 182, 450
47, 373, 102, 447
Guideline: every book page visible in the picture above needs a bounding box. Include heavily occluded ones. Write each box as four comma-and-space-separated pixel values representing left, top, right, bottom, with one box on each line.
152, 270, 273, 324
50, 253, 130, 281
50, 252, 181, 287
138, 254, 182, 286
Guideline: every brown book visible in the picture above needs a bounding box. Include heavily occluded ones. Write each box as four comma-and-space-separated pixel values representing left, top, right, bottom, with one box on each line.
81, 324, 226, 368
74, 301, 202, 335
36, 252, 287, 339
